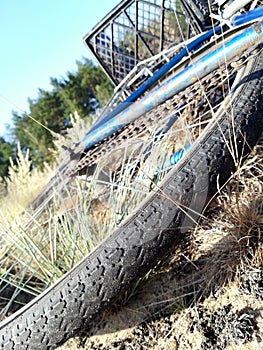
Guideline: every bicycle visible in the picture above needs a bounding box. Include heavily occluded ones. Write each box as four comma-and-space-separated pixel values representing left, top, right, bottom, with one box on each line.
1, 0, 263, 349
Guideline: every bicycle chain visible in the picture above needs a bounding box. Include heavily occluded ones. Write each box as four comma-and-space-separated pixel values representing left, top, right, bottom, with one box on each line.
63, 46, 261, 177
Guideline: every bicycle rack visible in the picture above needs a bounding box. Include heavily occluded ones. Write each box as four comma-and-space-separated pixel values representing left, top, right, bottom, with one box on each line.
83, 0, 186, 87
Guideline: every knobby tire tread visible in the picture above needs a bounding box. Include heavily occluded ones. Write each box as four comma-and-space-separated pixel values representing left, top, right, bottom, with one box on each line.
1, 0, 263, 345
0, 53, 263, 350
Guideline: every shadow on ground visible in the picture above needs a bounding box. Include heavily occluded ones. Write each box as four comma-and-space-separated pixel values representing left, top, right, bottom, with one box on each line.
59, 223, 263, 349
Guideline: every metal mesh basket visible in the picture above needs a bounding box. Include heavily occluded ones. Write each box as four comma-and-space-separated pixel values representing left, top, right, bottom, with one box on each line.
83, 0, 188, 86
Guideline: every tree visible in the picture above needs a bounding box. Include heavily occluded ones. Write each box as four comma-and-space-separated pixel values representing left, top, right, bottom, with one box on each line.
51, 58, 113, 117
0, 137, 15, 178
12, 88, 67, 166
12, 58, 113, 167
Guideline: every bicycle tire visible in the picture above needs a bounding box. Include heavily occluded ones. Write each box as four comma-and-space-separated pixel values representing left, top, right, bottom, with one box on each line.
27, 0, 211, 212
1, 3, 263, 350
1, 48, 263, 349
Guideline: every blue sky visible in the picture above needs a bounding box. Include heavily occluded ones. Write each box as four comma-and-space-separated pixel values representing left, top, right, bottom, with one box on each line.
0, 0, 118, 137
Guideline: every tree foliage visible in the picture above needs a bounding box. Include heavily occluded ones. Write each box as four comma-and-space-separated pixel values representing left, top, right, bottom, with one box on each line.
0, 137, 15, 179
11, 58, 113, 167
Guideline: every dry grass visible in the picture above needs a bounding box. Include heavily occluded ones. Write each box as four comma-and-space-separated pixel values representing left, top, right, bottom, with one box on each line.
1, 86, 262, 348
1, 17, 263, 348
191, 143, 263, 289
58, 140, 263, 350
0, 109, 164, 318
0, 113, 100, 317
0, 145, 55, 221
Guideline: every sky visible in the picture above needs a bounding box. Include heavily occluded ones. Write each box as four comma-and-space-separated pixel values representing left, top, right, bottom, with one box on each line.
0, 0, 118, 138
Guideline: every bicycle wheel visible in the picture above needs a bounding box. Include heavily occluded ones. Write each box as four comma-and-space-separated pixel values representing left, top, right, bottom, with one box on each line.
1, 5, 263, 350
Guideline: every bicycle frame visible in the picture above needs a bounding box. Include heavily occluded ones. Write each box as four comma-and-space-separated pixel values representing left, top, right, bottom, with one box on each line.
1, 2, 263, 348
216, 0, 258, 19
81, 6, 263, 151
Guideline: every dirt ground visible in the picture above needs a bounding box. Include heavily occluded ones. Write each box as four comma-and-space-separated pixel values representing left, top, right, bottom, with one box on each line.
59, 145, 263, 350
58, 247, 263, 350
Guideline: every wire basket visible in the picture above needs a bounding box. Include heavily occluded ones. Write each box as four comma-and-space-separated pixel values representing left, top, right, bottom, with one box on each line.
83, 0, 188, 86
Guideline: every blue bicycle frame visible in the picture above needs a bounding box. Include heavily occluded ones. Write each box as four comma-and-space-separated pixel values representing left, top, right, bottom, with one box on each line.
82, 6, 263, 151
